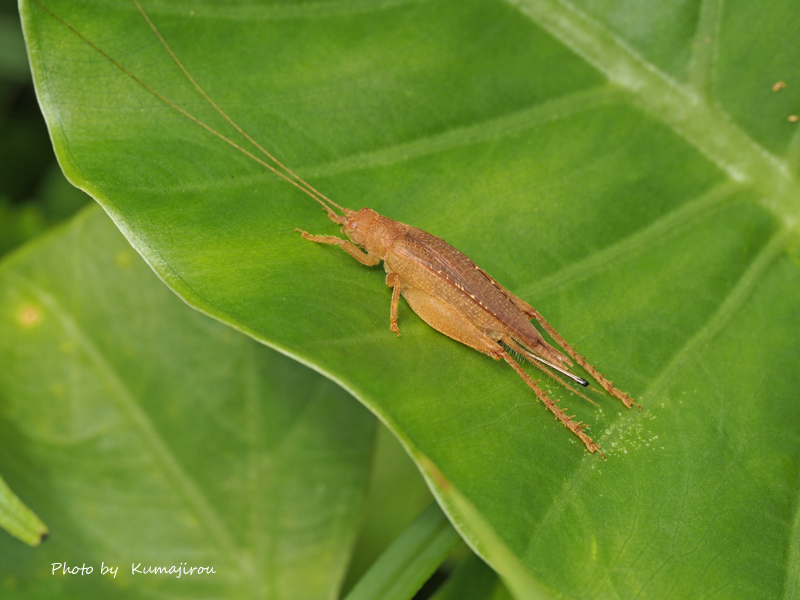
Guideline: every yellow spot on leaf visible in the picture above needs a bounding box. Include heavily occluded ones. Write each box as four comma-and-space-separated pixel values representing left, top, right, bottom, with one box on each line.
60, 340, 76, 353
17, 305, 41, 327
51, 383, 65, 396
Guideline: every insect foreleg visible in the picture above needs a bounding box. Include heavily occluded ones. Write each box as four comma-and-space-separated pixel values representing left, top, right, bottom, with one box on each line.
296, 230, 381, 266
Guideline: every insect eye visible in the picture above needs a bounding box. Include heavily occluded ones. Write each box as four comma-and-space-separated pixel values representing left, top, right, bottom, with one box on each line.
360, 208, 368, 212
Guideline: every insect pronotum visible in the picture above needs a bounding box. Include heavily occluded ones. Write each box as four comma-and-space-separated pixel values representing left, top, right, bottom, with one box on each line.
34, 0, 640, 456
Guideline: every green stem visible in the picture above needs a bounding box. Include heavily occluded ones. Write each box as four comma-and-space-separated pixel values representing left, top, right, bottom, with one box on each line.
343, 502, 461, 600
0, 473, 48, 547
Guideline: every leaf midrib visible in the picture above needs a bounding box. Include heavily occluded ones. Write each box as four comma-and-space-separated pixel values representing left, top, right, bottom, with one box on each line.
33, 0, 800, 226
506, 0, 800, 227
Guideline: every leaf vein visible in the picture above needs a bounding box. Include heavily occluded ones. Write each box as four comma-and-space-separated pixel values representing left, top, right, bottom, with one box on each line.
139, 0, 431, 22
644, 226, 789, 404
505, 0, 800, 223
5, 268, 242, 565
688, 0, 724, 97
521, 179, 742, 298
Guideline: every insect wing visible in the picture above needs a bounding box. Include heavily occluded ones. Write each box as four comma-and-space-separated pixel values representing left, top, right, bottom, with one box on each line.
393, 228, 518, 317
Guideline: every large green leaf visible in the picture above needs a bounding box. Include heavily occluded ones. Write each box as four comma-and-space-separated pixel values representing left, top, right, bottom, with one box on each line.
20, 0, 800, 598
0, 205, 376, 598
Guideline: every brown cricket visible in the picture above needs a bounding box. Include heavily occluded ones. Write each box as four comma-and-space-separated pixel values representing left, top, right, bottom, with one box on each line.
38, 0, 639, 456
297, 202, 638, 455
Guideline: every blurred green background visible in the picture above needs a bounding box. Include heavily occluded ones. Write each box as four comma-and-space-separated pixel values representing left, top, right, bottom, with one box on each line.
0, 0, 88, 258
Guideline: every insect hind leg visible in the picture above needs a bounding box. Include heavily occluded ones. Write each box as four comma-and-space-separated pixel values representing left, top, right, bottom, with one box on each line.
529, 310, 639, 410
401, 287, 504, 358
502, 353, 602, 456
402, 288, 601, 455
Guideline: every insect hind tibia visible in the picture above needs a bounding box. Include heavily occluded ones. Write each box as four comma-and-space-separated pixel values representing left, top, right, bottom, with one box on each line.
528, 310, 638, 410
502, 352, 602, 455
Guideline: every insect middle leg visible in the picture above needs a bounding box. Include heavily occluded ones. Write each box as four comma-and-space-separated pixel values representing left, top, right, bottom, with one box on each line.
386, 272, 402, 336
401, 286, 601, 454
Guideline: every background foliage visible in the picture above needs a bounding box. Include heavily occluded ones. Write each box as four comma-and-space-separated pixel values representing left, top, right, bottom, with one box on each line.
3, 0, 800, 598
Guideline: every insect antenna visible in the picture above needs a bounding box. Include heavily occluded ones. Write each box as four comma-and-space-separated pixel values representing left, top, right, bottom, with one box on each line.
131, 0, 347, 221
31, 0, 346, 222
